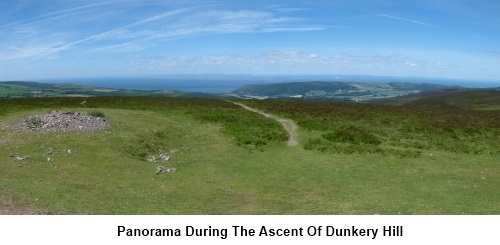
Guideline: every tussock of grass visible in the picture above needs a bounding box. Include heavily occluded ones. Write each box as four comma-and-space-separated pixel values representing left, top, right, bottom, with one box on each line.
25, 116, 43, 129
322, 125, 381, 145
88, 111, 105, 118
304, 137, 421, 157
128, 130, 170, 160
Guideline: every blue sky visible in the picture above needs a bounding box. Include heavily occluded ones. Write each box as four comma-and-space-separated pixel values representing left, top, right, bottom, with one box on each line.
1, 0, 499, 81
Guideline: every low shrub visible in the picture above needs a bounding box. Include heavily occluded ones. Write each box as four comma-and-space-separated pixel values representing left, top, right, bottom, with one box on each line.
26, 116, 43, 129
304, 137, 421, 158
196, 107, 288, 151
304, 138, 329, 152
322, 125, 381, 145
128, 130, 170, 160
89, 111, 106, 118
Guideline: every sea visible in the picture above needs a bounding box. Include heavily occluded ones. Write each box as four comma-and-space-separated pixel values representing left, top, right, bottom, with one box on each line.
37, 76, 269, 93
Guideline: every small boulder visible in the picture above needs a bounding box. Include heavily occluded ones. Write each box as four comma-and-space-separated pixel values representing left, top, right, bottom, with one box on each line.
10, 153, 29, 160
155, 166, 176, 174
156, 166, 167, 174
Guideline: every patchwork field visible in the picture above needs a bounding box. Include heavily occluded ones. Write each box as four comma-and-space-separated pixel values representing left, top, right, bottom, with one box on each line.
0, 97, 498, 214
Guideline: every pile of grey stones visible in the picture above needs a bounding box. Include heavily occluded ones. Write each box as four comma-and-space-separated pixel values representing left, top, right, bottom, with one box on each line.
16, 111, 108, 132
148, 153, 177, 174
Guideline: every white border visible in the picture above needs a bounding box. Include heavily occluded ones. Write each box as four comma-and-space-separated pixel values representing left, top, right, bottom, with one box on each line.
0, 215, 497, 245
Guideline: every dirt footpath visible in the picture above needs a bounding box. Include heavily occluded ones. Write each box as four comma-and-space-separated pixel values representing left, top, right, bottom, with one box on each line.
231, 102, 299, 146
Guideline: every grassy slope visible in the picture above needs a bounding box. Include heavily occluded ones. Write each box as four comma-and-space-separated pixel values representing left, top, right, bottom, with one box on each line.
1, 97, 498, 214
373, 89, 500, 110
0, 81, 224, 99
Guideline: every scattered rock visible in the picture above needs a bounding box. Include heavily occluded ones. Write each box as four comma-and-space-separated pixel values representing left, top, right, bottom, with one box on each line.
147, 153, 170, 162
9, 153, 30, 160
15, 110, 108, 133
156, 166, 167, 174
159, 153, 170, 161
42, 147, 55, 156
155, 166, 176, 174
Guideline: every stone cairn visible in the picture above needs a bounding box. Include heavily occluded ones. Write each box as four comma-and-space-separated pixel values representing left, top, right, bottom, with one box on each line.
15, 111, 108, 132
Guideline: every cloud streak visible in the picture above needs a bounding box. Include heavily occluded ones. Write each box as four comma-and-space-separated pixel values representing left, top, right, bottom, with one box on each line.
129, 50, 451, 75
471, 35, 489, 41
376, 13, 439, 28
1, 4, 328, 62
0, 0, 124, 31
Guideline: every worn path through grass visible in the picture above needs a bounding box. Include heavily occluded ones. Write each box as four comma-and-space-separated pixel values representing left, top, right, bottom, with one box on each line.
231, 101, 299, 146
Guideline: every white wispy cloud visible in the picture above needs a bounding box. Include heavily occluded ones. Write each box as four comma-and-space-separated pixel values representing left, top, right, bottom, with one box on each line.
3, 42, 74, 63
0, 1, 123, 31
86, 9, 325, 53
1, 4, 327, 62
274, 8, 310, 13
161, 10, 324, 35
471, 35, 489, 41
76, 8, 191, 43
376, 13, 439, 28
128, 50, 449, 75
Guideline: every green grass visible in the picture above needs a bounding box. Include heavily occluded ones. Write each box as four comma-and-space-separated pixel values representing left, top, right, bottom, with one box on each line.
322, 125, 381, 145
373, 88, 500, 110
88, 111, 106, 118
242, 99, 500, 155
0, 97, 498, 214
474, 104, 500, 110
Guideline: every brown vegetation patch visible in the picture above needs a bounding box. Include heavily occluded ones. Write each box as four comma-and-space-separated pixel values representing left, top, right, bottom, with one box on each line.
0, 198, 34, 215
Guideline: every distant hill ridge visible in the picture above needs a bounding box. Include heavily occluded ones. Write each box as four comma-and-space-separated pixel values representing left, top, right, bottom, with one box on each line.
231, 81, 457, 101
3, 81, 498, 110
0, 81, 222, 99
373, 88, 500, 110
